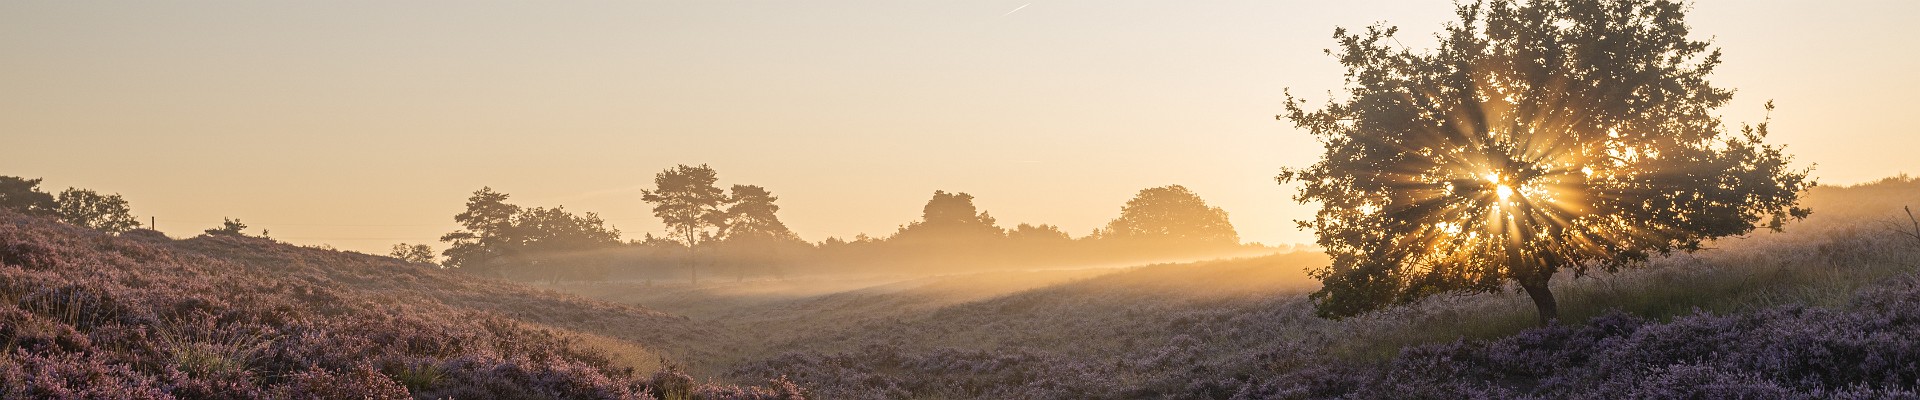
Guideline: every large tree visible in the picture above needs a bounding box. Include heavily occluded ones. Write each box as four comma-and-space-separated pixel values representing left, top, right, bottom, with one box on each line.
439, 188, 621, 280
55, 188, 140, 234
1101, 185, 1239, 246
641, 164, 729, 284
1278, 0, 1810, 325
440, 187, 522, 274
715, 184, 805, 280
891, 190, 1004, 244
509, 206, 621, 281
0, 176, 57, 217
720, 184, 802, 244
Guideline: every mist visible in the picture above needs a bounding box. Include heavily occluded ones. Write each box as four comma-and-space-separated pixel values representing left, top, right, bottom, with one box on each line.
7, 0, 1920, 398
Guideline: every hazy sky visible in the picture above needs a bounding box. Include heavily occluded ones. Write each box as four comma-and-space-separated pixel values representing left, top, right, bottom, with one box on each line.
4, 1, 1915, 254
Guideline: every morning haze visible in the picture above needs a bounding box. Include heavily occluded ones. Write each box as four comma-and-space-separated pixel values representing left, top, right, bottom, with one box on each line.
5, 1, 1912, 253
8, 0, 1920, 397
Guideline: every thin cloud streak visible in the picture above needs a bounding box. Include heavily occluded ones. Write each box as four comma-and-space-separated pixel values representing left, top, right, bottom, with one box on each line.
1002, 3, 1030, 17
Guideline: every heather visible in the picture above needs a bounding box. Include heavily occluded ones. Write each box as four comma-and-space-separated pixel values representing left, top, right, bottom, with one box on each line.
3, 180, 1914, 398
0, 211, 800, 399
694, 178, 1920, 398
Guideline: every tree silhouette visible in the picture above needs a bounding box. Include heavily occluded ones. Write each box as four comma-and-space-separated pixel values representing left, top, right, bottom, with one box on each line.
0, 176, 57, 217
204, 218, 249, 237
509, 206, 621, 281
720, 185, 802, 243
390, 243, 437, 266
892, 190, 1003, 244
642, 164, 728, 285
1007, 223, 1071, 244
439, 187, 620, 280
716, 184, 805, 280
440, 187, 521, 275
1278, 0, 1811, 325
55, 188, 140, 234
1101, 185, 1239, 246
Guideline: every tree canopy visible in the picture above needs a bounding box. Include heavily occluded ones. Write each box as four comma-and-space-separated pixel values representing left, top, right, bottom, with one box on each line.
0, 178, 141, 234
1101, 185, 1239, 246
204, 218, 249, 237
55, 188, 140, 234
390, 243, 437, 266
0, 176, 57, 217
1277, 0, 1811, 324
641, 164, 729, 284
1008, 223, 1071, 244
721, 184, 802, 245
892, 190, 1003, 243
440, 187, 520, 273
439, 187, 620, 280
642, 164, 728, 247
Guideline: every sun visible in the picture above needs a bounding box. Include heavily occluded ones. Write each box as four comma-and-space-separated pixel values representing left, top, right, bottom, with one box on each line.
1484, 172, 1516, 202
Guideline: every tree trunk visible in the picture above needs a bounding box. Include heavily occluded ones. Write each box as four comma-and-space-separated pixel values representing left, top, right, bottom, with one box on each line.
1518, 275, 1559, 326
684, 228, 700, 286
687, 253, 699, 286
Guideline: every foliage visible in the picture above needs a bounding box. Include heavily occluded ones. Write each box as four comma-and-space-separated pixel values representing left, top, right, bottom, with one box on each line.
0, 176, 57, 217
425, 164, 1267, 282
1277, 0, 1812, 323
438, 187, 519, 272
891, 191, 1004, 243
711, 185, 807, 281
54, 188, 140, 234
511, 206, 621, 257
643, 164, 729, 248
1, 177, 145, 235
1100, 185, 1239, 246
700, 179, 1920, 399
202, 217, 249, 237
1006, 223, 1071, 245
643, 164, 730, 285
389, 243, 437, 266
439, 188, 620, 280
720, 185, 802, 245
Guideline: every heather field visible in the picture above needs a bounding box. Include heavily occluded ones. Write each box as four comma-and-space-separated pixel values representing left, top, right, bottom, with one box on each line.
0, 211, 800, 399
13, 0, 1920, 397
0, 177, 1906, 398
3, 178, 1917, 398
556, 177, 1920, 399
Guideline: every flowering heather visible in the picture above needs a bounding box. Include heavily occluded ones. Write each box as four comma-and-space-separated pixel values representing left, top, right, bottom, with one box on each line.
716, 179, 1920, 399
0, 211, 801, 399
730, 245, 1920, 399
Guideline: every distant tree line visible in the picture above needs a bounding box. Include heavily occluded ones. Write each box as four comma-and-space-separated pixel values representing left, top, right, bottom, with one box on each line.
1, 175, 141, 233
424, 165, 1269, 283
3, 175, 271, 239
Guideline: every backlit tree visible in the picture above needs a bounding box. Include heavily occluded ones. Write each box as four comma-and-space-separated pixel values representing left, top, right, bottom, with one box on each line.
1278, 0, 1811, 325
0, 176, 57, 217
1101, 185, 1239, 246
642, 164, 728, 284
56, 188, 140, 234
440, 187, 521, 275
716, 184, 805, 280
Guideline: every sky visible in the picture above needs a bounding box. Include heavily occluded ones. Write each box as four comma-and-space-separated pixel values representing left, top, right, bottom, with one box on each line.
3, 1, 1916, 254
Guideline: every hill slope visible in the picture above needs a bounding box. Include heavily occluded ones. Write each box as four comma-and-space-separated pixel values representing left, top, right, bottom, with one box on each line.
695, 178, 1920, 398
0, 211, 798, 399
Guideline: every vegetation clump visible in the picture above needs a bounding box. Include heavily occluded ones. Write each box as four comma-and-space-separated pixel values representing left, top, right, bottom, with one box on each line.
1279, 0, 1812, 324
